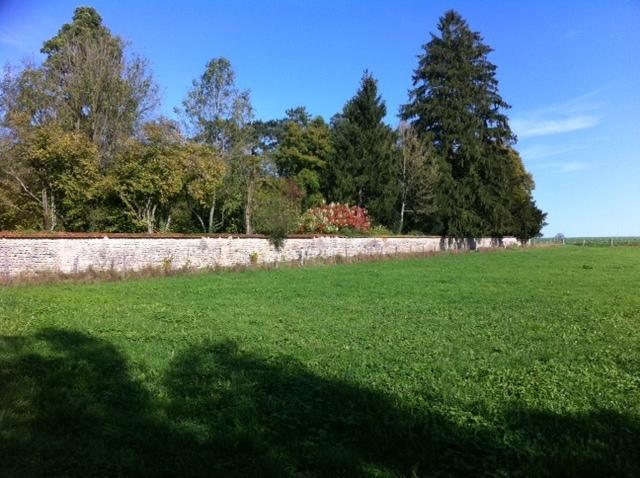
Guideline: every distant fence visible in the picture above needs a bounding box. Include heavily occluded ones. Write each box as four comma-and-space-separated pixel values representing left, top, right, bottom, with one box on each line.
531, 237, 640, 247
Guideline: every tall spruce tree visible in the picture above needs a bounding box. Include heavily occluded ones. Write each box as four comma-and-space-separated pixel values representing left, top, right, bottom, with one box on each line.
328, 72, 399, 227
400, 10, 545, 239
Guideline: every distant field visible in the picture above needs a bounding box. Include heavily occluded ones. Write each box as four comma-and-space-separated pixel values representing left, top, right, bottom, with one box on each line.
1, 247, 639, 477
534, 236, 640, 247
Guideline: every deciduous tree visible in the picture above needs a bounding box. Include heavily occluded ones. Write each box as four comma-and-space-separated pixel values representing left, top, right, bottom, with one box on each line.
397, 123, 433, 234
180, 58, 263, 233
14, 124, 100, 230
183, 144, 226, 233
111, 120, 186, 232
273, 107, 333, 208
41, 7, 158, 165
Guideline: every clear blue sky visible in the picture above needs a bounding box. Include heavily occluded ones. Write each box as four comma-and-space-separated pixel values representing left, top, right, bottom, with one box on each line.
1, 0, 638, 237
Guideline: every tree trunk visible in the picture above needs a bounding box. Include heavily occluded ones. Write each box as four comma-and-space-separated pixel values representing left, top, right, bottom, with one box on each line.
42, 189, 56, 231
398, 200, 405, 234
244, 179, 254, 234
398, 145, 408, 234
143, 200, 157, 233
195, 212, 206, 233
50, 196, 57, 231
188, 202, 207, 233
42, 189, 49, 230
207, 194, 216, 233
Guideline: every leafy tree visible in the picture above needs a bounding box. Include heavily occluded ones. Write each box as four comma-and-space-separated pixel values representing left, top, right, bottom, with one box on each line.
502, 147, 547, 241
180, 58, 263, 233
283, 106, 311, 126
0, 6, 547, 240
328, 72, 399, 227
0, 114, 38, 230
0, 63, 52, 133
40, 7, 158, 165
110, 120, 186, 232
273, 107, 333, 208
397, 123, 432, 234
41, 7, 111, 55
183, 143, 226, 233
0, 154, 27, 231
235, 120, 269, 234
252, 178, 303, 247
0, 7, 159, 231
179, 57, 250, 152
400, 10, 545, 239
14, 124, 100, 230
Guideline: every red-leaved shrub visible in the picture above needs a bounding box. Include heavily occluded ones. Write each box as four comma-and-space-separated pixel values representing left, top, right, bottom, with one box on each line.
297, 203, 371, 234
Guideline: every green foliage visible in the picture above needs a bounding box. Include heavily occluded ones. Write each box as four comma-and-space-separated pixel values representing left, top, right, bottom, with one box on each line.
110, 120, 187, 232
0, 7, 158, 231
1, 248, 639, 476
401, 10, 545, 239
502, 148, 547, 240
328, 72, 400, 228
182, 142, 226, 232
40, 6, 158, 164
18, 124, 100, 230
179, 57, 266, 233
397, 124, 437, 234
252, 179, 302, 248
273, 108, 333, 209
0, 135, 40, 230
179, 57, 252, 151
368, 224, 393, 236
41, 7, 111, 56
0, 7, 546, 240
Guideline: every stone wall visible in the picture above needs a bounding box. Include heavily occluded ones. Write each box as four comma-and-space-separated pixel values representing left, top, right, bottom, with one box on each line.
0, 236, 521, 277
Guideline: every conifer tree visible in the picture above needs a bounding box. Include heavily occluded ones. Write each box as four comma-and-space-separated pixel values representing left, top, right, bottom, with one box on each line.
401, 10, 545, 238
328, 72, 399, 227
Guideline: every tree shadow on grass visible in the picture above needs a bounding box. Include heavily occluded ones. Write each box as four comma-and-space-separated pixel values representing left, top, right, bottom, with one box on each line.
163, 340, 510, 477
1, 329, 638, 477
0, 328, 193, 477
163, 340, 640, 477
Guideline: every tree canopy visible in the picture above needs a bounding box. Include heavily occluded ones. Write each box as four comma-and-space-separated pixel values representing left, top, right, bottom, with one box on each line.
273, 108, 333, 208
400, 10, 545, 238
328, 72, 399, 227
0, 7, 545, 240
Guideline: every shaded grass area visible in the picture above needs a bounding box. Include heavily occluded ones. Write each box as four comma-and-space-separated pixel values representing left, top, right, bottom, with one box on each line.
1, 247, 639, 477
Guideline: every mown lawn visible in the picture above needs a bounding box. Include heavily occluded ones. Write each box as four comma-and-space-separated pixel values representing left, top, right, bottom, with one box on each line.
1, 247, 639, 477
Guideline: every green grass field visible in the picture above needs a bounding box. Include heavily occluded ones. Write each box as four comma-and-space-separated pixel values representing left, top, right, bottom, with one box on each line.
1, 247, 639, 477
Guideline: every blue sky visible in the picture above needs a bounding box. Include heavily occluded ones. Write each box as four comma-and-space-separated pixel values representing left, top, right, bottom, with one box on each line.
1, 0, 638, 237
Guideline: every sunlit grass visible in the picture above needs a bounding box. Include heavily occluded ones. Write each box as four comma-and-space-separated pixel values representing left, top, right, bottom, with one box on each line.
1, 247, 639, 476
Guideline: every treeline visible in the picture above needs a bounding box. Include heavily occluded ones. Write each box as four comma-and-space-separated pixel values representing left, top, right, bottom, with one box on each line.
0, 8, 545, 239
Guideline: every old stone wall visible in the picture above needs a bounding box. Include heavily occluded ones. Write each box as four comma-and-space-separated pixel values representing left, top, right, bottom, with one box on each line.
0, 236, 520, 277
